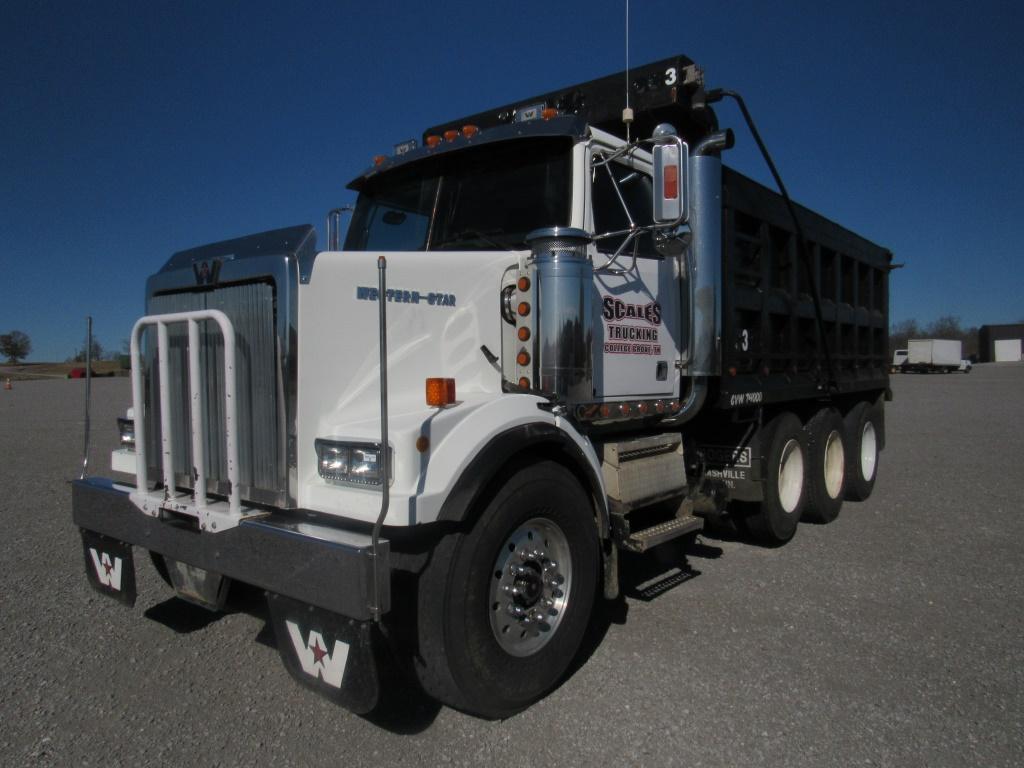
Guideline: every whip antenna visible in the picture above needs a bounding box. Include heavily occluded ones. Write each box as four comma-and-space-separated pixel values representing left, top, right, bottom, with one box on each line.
623, 0, 633, 142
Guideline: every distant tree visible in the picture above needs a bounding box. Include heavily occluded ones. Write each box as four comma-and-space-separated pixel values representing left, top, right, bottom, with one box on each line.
926, 315, 963, 339
888, 319, 920, 355
0, 330, 31, 363
72, 335, 104, 363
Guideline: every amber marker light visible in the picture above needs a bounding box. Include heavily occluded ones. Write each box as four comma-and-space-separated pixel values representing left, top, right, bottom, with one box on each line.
517, 302, 530, 317
444, 129, 459, 142
415, 436, 430, 453
518, 377, 530, 389
373, 155, 386, 166
461, 124, 479, 138
425, 135, 442, 148
517, 326, 531, 341
517, 276, 531, 291
425, 377, 456, 407
541, 107, 558, 120
516, 350, 530, 366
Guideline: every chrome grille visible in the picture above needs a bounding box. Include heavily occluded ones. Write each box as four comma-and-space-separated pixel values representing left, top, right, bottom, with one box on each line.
146, 282, 284, 505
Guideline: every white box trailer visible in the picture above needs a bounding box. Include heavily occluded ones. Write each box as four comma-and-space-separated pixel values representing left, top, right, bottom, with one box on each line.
906, 339, 962, 372
994, 338, 1023, 362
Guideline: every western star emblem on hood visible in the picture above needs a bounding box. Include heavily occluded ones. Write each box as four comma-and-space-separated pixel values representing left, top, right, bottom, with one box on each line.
193, 260, 222, 286
356, 286, 455, 306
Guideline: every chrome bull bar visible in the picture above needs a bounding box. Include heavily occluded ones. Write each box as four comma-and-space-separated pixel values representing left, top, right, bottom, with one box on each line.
129, 309, 253, 531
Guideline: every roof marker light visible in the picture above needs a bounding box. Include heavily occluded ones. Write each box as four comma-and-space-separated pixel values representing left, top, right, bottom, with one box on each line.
461, 124, 479, 138
443, 129, 459, 142
425, 135, 442, 148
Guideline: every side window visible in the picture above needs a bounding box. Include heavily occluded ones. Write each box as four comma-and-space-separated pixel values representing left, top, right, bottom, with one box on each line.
591, 160, 656, 257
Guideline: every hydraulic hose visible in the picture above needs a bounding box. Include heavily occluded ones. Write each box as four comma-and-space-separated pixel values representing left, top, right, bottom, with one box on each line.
705, 88, 838, 393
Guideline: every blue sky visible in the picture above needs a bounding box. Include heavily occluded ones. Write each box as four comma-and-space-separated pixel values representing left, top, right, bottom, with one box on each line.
2, 1, 1022, 361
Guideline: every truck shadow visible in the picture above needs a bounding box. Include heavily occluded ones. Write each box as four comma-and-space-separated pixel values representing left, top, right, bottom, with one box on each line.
141, 536, 724, 733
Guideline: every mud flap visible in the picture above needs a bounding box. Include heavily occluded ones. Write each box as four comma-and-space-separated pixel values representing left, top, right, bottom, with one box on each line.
80, 530, 137, 607
267, 593, 381, 714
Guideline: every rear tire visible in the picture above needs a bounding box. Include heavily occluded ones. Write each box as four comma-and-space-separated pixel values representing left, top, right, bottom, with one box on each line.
414, 461, 599, 718
743, 412, 807, 546
802, 408, 846, 524
844, 400, 881, 501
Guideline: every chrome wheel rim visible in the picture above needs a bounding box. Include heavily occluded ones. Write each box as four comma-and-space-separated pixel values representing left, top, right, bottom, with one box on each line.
823, 429, 845, 499
490, 517, 571, 657
778, 438, 804, 514
860, 421, 877, 481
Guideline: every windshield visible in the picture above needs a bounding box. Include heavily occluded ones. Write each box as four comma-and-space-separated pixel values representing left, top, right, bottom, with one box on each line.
344, 136, 572, 251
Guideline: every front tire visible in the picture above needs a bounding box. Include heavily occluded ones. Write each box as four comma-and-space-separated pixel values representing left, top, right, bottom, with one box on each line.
415, 461, 599, 718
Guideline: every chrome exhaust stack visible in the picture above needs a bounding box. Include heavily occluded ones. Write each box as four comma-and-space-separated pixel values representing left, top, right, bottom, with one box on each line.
525, 227, 594, 403
668, 129, 732, 424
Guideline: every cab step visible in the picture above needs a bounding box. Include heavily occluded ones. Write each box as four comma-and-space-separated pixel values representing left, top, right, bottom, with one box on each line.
616, 513, 703, 554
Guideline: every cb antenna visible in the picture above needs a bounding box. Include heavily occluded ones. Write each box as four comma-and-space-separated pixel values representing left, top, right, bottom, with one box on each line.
623, 0, 633, 142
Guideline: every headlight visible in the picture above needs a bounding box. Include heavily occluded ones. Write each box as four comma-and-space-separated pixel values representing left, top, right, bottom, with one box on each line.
315, 439, 390, 487
117, 417, 135, 450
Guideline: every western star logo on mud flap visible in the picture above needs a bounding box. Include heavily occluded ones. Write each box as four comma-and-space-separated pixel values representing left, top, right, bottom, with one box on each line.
286, 621, 350, 688
89, 548, 123, 591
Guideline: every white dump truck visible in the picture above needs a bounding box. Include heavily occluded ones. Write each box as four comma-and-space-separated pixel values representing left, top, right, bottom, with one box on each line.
73, 55, 891, 718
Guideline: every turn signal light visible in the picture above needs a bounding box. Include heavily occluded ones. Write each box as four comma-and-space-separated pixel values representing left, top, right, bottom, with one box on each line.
425, 378, 456, 407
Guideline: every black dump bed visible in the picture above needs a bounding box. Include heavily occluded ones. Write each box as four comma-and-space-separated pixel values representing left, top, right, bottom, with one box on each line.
714, 167, 892, 409
421, 52, 891, 409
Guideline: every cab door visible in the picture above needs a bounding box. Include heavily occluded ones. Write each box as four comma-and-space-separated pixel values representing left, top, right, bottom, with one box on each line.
588, 148, 683, 399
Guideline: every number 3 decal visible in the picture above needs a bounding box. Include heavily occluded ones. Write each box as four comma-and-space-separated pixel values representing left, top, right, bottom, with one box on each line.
740, 329, 749, 351
665, 67, 677, 86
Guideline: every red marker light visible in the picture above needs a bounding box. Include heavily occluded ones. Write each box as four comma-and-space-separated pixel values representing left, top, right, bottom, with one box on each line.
664, 164, 679, 200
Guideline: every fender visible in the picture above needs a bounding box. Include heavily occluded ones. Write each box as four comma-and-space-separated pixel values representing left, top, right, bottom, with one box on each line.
437, 421, 610, 539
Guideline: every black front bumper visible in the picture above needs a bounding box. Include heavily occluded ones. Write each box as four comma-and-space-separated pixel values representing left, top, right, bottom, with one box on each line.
72, 478, 389, 621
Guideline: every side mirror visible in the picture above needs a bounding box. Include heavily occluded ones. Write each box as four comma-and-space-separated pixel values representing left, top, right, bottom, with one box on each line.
652, 137, 689, 225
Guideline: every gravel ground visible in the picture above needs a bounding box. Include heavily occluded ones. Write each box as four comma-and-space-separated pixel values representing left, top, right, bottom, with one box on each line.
1, 365, 1022, 766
